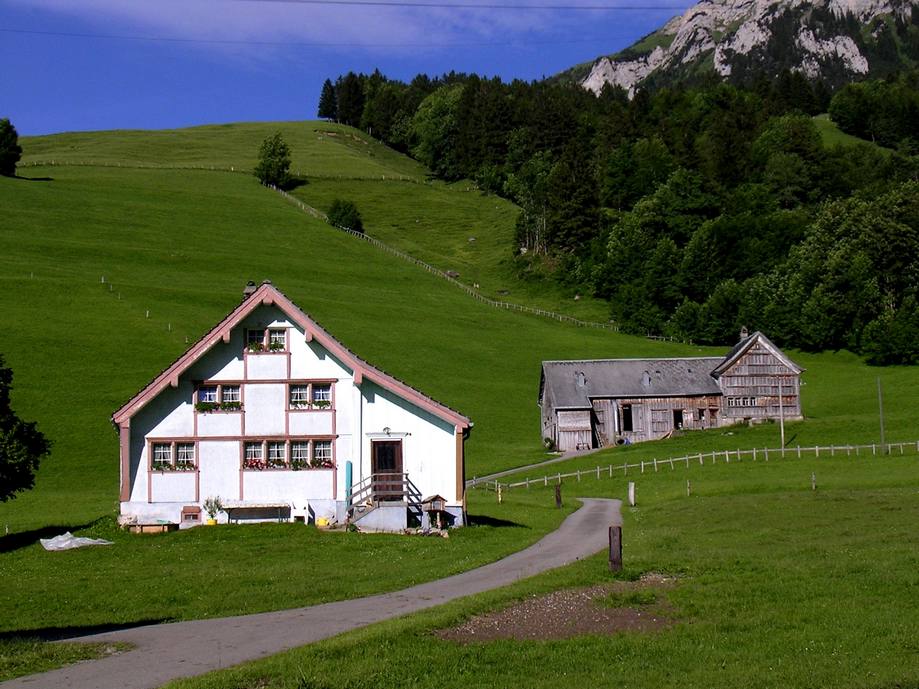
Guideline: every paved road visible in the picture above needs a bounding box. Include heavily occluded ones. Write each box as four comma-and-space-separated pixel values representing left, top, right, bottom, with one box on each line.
5, 498, 621, 689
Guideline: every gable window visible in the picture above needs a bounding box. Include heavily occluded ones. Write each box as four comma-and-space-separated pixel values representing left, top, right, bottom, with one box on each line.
246, 329, 265, 352
195, 383, 242, 412
269, 329, 287, 351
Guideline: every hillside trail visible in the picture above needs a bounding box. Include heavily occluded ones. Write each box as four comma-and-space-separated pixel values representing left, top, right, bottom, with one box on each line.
2, 498, 621, 689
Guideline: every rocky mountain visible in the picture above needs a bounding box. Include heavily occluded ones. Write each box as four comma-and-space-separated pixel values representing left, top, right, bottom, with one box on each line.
568, 0, 919, 96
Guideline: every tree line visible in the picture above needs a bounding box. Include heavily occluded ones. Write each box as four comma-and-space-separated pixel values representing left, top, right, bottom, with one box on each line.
318, 70, 919, 364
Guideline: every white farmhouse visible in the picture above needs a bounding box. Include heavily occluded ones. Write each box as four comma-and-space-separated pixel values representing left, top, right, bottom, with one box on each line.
113, 281, 472, 531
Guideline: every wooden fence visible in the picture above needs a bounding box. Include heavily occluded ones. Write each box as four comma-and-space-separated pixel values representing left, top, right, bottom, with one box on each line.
470, 440, 919, 492
271, 187, 623, 331
23, 159, 621, 331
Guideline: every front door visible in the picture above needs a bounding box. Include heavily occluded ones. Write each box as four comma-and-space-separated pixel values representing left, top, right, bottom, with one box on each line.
371, 440, 403, 501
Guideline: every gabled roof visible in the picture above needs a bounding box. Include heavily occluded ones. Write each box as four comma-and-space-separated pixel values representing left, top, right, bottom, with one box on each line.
112, 282, 471, 429
711, 331, 803, 377
541, 357, 725, 409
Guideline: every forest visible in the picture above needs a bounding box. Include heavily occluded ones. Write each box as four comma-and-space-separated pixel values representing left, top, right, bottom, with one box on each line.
317, 69, 919, 364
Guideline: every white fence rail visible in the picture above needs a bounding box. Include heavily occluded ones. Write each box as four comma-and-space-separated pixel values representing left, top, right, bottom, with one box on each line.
471, 440, 919, 492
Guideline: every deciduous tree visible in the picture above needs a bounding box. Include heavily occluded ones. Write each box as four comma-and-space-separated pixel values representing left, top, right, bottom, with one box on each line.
0, 355, 51, 502
254, 132, 292, 189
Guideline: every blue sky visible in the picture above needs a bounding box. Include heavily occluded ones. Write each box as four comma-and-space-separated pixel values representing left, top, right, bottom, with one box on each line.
1, 0, 693, 135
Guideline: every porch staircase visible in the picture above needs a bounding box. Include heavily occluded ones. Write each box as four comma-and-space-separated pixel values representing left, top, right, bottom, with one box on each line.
348, 472, 423, 531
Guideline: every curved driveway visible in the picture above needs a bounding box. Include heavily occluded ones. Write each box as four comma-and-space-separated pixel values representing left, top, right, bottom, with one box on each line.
4, 498, 621, 689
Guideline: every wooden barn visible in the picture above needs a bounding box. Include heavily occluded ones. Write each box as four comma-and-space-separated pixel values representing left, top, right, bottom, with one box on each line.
539, 331, 803, 451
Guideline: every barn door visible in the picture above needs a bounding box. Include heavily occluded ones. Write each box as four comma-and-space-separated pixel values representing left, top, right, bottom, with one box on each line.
592, 399, 613, 447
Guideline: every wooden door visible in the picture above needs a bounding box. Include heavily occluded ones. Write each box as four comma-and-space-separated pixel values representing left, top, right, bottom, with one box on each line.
371, 440, 403, 501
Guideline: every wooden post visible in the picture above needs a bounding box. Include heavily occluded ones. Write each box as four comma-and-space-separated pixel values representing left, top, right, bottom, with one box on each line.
653, 458, 658, 472
554, 483, 562, 509
596, 465, 600, 480
686, 480, 691, 497
497, 484, 502, 503
797, 445, 801, 458
628, 482, 636, 507
608, 526, 622, 572
641, 461, 645, 474
753, 447, 757, 461
811, 472, 816, 491
765, 447, 769, 461
878, 377, 886, 452
577, 469, 581, 482
526, 478, 530, 489
779, 378, 786, 448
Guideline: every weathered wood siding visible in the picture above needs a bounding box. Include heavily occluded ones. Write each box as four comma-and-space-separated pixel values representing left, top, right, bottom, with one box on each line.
612, 396, 721, 444
557, 410, 592, 451
719, 343, 801, 421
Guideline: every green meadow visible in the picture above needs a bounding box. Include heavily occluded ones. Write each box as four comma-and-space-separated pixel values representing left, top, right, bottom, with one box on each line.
168, 453, 919, 689
2, 121, 918, 683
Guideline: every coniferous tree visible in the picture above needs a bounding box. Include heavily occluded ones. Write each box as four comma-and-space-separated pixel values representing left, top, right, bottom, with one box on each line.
336, 72, 365, 128
0, 119, 22, 177
318, 79, 337, 120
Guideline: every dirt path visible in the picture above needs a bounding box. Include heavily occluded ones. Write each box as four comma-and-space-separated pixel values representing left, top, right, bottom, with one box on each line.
469, 447, 606, 486
3, 498, 621, 689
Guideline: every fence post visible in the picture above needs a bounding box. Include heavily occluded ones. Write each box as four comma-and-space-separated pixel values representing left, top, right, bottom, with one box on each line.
628, 482, 636, 507
653, 458, 658, 472
797, 445, 802, 458
609, 526, 622, 572
555, 483, 562, 509
764, 447, 769, 461
596, 465, 600, 480
641, 461, 645, 474
816, 445, 820, 458
686, 480, 691, 497
577, 469, 581, 482
753, 447, 757, 461
811, 472, 816, 491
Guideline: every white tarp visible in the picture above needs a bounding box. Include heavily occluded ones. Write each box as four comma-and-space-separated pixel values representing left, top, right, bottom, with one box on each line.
40, 532, 113, 551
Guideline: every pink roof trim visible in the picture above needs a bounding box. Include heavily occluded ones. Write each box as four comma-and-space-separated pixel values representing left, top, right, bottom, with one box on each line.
112, 283, 472, 429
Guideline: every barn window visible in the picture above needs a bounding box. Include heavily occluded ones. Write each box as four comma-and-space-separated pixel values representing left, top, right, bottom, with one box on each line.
622, 404, 633, 432
198, 386, 218, 403
176, 443, 196, 468
268, 329, 287, 351
312, 384, 332, 404
290, 385, 310, 408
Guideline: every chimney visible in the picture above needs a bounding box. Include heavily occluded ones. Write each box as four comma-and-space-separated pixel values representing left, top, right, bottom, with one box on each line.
242, 281, 257, 300
739, 325, 749, 342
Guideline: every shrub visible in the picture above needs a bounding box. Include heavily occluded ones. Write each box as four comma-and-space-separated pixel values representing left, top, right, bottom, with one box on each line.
327, 199, 364, 233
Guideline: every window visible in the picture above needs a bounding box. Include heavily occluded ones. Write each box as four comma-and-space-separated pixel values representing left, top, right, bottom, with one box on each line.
312, 384, 331, 406
268, 329, 287, 351
246, 329, 265, 351
268, 441, 286, 468
291, 442, 310, 468
195, 384, 242, 411
290, 385, 310, 408
244, 442, 264, 470
151, 442, 196, 471
153, 443, 172, 462
621, 404, 633, 433
176, 443, 195, 468
313, 440, 333, 468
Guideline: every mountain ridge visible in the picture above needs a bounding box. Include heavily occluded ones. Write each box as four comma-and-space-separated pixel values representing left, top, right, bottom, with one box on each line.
567, 0, 919, 96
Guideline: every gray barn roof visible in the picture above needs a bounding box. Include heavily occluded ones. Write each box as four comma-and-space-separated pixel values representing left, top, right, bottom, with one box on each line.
541, 357, 725, 409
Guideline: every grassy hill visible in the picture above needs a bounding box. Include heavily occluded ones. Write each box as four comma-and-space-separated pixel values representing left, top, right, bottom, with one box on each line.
812, 113, 891, 152
20, 122, 608, 322
2, 121, 919, 677
4, 120, 919, 531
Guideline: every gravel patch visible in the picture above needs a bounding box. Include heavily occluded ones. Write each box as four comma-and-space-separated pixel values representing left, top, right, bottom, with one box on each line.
435, 573, 677, 643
